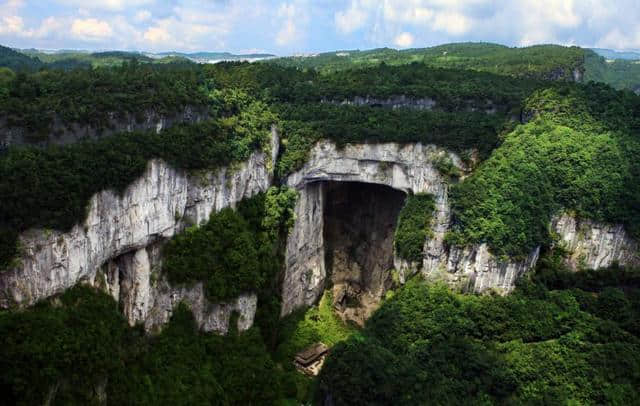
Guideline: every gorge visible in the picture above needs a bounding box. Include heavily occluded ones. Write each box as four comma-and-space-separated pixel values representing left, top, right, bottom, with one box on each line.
1, 42, 639, 405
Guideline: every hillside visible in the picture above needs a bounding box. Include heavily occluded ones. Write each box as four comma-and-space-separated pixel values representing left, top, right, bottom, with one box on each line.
269, 42, 640, 92
269, 43, 586, 80
0, 45, 43, 71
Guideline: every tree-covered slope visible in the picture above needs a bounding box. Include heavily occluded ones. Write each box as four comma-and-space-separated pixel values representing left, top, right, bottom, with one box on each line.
584, 50, 640, 91
448, 83, 640, 257
0, 45, 43, 71
319, 262, 640, 405
0, 285, 291, 405
0, 60, 207, 139
269, 42, 586, 80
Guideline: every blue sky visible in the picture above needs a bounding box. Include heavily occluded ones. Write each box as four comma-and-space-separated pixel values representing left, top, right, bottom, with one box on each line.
1, 0, 639, 54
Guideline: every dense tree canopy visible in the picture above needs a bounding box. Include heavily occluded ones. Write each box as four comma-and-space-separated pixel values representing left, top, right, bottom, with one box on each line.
319, 261, 640, 405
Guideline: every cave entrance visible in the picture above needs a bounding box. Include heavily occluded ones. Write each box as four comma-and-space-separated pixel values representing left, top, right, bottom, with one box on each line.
322, 181, 406, 326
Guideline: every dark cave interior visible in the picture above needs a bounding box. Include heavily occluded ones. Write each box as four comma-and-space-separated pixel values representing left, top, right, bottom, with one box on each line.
322, 181, 406, 324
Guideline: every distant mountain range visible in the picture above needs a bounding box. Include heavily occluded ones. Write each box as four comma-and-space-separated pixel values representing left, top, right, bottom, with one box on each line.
590, 48, 640, 60
150, 51, 276, 63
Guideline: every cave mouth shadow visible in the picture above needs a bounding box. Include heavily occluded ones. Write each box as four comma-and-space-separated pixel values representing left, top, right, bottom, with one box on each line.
321, 181, 407, 325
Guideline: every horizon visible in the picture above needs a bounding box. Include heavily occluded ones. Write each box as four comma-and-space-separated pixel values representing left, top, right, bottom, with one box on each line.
6, 42, 640, 59
1, 1, 640, 55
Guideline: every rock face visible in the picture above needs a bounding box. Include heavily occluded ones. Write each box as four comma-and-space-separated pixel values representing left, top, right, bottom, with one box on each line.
280, 139, 639, 317
323, 182, 406, 325
420, 185, 541, 294
281, 140, 465, 316
324, 95, 499, 113
0, 130, 278, 333
3, 127, 636, 328
98, 244, 258, 334
326, 95, 437, 110
552, 213, 639, 270
0, 106, 208, 149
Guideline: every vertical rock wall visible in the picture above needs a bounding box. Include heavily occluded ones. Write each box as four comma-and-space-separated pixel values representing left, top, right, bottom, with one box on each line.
281, 140, 460, 316
552, 213, 639, 270
280, 139, 639, 317
0, 129, 278, 333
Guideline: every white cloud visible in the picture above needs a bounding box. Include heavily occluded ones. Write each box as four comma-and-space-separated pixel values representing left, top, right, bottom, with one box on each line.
331, 0, 640, 49
143, 26, 169, 43
432, 11, 472, 35
393, 32, 414, 47
597, 28, 640, 50
335, 0, 369, 34
335, 0, 477, 44
134, 10, 152, 23
71, 18, 113, 40
55, 0, 155, 11
276, 1, 309, 46
0, 15, 24, 35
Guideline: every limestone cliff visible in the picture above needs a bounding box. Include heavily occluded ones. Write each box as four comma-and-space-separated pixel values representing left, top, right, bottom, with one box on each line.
552, 213, 639, 270
0, 129, 278, 333
280, 139, 639, 317
2, 130, 636, 327
0, 106, 208, 149
324, 95, 499, 113
281, 140, 466, 316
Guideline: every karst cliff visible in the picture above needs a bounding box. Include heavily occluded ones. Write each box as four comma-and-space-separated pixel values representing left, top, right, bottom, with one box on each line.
1, 134, 638, 331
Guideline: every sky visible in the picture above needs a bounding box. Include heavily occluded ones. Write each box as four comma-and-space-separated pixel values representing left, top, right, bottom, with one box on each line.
1, 0, 639, 54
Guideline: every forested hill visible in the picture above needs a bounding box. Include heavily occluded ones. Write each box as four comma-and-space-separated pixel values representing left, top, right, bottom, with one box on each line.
0, 45, 43, 71
268, 42, 640, 92
268, 43, 586, 80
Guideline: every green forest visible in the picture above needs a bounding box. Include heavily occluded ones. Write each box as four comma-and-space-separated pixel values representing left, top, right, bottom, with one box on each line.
1, 42, 640, 404
319, 258, 640, 405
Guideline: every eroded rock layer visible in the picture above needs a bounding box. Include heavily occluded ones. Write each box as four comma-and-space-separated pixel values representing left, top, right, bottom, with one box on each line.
281, 139, 639, 317
282, 140, 462, 316
0, 131, 278, 333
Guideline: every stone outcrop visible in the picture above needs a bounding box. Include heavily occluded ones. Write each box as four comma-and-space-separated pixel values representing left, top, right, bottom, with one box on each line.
552, 213, 639, 270
280, 139, 639, 317
326, 95, 437, 110
0, 129, 278, 333
324, 95, 499, 113
98, 244, 257, 334
281, 140, 465, 316
419, 184, 541, 294
0, 106, 208, 149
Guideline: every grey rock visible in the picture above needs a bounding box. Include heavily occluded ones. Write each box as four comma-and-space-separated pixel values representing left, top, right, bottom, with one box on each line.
552, 213, 639, 270
0, 106, 209, 149
281, 140, 464, 316
0, 129, 278, 333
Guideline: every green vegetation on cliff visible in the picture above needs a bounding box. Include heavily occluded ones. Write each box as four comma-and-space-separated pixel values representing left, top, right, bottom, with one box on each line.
0, 90, 276, 270
0, 45, 43, 71
394, 194, 436, 263
275, 103, 507, 177
0, 60, 207, 139
584, 50, 640, 91
0, 286, 291, 405
448, 83, 640, 257
319, 260, 640, 405
164, 188, 297, 302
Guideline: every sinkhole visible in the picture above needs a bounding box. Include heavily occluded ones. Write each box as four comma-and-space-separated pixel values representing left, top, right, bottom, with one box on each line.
322, 181, 407, 325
